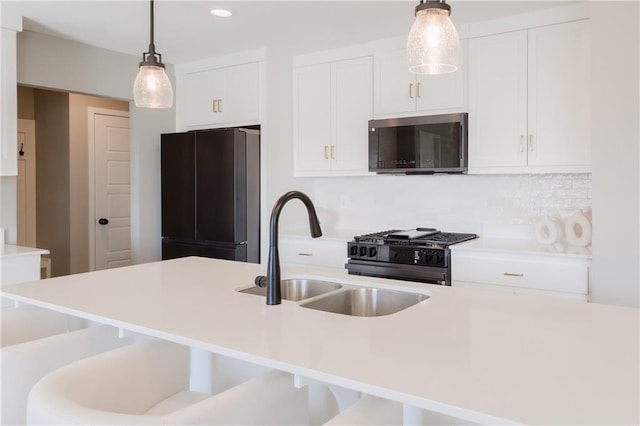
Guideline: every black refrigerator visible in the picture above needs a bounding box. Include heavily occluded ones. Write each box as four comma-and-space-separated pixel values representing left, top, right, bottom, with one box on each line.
161, 127, 260, 263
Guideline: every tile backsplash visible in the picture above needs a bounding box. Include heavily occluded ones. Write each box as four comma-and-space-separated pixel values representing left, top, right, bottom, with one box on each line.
311, 173, 592, 239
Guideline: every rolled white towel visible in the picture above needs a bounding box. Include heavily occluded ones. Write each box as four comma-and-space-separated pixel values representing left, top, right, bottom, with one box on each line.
535, 216, 563, 245
565, 210, 592, 247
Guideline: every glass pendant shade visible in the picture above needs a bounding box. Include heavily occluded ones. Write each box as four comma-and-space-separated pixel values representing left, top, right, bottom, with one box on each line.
407, 7, 460, 75
133, 64, 173, 108
133, 0, 173, 108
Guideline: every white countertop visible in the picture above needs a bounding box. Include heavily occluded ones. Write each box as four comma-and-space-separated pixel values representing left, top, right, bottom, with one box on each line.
1, 257, 637, 424
0, 244, 50, 258
451, 237, 592, 259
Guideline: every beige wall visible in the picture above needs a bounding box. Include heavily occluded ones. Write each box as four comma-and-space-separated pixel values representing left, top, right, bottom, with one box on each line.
17, 85, 34, 119
69, 94, 128, 274
34, 89, 69, 277
19, 88, 129, 275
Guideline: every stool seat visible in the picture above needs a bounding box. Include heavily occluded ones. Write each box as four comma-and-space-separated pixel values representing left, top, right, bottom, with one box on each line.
1, 326, 133, 425
27, 339, 309, 425
1, 305, 69, 347
144, 391, 210, 416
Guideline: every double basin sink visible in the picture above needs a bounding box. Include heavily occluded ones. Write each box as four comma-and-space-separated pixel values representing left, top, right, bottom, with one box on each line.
239, 279, 429, 317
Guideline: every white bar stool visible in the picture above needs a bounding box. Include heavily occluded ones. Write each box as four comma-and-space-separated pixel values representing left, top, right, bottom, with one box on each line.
324, 395, 403, 425
27, 339, 309, 425
1, 304, 71, 347
1, 326, 134, 425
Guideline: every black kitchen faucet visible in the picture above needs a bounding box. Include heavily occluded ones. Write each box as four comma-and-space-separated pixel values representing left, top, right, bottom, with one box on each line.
254, 191, 322, 305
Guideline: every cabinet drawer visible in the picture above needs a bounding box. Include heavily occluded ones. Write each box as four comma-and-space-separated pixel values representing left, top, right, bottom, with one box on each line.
279, 238, 346, 269
453, 253, 588, 295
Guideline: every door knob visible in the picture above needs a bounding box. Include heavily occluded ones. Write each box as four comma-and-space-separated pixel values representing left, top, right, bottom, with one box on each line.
98, 218, 109, 225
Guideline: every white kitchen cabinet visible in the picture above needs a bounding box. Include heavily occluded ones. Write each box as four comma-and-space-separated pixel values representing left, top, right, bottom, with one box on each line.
178, 61, 260, 128
1, 28, 18, 176
451, 240, 590, 300
278, 235, 347, 270
293, 56, 372, 176
373, 47, 465, 118
1, 244, 49, 307
468, 20, 591, 173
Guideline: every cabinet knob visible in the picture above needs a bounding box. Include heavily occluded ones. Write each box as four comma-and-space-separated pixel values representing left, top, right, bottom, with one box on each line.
416, 82, 422, 98
98, 218, 109, 225
529, 134, 535, 152
330, 145, 335, 159
519, 136, 525, 153
409, 83, 414, 99
212, 99, 218, 113
324, 145, 329, 160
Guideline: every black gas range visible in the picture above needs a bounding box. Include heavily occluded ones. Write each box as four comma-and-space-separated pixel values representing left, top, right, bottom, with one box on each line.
346, 228, 477, 285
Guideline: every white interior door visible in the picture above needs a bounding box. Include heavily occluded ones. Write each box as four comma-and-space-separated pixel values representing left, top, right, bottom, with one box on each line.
93, 112, 131, 270
16, 119, 36, 247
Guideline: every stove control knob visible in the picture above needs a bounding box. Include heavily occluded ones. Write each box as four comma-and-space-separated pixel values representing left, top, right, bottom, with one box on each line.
368, 247, 377, 257
350, 245, 358, 257
359, 246, 368, 257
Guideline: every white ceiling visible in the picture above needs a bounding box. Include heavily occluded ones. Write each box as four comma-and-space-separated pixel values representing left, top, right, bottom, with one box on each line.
2, 1, 575, 65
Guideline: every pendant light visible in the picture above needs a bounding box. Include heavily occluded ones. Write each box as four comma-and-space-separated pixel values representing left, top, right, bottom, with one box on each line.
133, 0, 173, 108
406, 0, 460, 75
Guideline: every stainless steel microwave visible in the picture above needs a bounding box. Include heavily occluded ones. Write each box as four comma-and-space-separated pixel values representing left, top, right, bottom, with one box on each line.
368, 113, 468, 174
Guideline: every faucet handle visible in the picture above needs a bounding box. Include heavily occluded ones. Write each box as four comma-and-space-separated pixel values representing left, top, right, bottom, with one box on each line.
254, 275, 268, 288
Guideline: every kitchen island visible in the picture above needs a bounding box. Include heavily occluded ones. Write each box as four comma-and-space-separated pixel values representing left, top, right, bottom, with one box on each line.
1, 256, 638, 425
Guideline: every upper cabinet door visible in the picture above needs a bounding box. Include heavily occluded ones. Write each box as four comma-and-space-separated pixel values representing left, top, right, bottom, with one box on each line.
374, 46, 466, 118
223, 62, 260, 125
293, 63, 332, 173
182, 67, 225, 127
332, 56, 373, 172
527, 20, 591, 168
179, 62, 260, 128
293, 56, 373, 176
468, 30, 528, 169
374, 49, 416, 116
416, 40, 466, 112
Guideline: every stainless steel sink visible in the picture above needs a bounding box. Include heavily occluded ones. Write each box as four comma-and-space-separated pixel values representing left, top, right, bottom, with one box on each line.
300, 287, 429, 317
238, 279, 342, 301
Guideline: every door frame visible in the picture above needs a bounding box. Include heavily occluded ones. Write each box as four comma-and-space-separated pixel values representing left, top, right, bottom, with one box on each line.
87, 107, 130, 271
16, 118, 37, 247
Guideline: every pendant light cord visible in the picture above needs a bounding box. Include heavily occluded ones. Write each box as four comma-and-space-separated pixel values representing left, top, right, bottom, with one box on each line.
148, 0, 156, 55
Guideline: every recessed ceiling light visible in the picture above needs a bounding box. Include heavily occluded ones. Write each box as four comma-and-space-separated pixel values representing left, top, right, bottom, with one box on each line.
210, 8, 233, 17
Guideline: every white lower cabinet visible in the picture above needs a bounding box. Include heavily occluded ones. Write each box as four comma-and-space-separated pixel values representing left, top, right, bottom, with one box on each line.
452, 248, 590, 300
278, 236, 347, 270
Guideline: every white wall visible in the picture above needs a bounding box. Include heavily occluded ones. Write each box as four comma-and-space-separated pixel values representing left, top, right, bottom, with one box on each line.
263, 48, 314, 238
16, 30, 175, 266
590, 2, 639, 307
0, 177, 17, 244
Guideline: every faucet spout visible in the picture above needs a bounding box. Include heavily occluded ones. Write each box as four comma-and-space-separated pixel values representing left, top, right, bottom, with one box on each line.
265, 191, 322, 305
